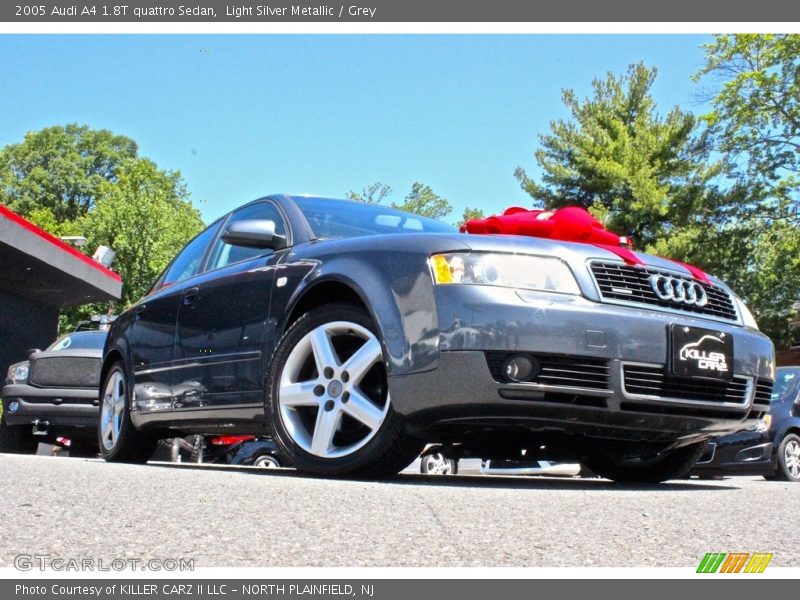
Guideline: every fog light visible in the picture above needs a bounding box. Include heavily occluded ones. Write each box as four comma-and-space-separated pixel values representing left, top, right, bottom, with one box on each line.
502, 355, 538, 382
7, 401, 19, 413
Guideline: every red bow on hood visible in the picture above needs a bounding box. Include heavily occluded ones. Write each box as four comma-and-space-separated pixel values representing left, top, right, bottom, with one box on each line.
460, 205, 711, 283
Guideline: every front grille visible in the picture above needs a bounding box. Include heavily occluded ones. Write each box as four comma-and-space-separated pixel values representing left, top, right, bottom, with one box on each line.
622, 364, 751, 406
753, 378, 774, 410
29, 357, 102, 389
590, 261, 739, 322
486, 352, 610, 390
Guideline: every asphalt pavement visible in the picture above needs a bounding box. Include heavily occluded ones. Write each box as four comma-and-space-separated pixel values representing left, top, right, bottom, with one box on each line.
0, 453, 797, 568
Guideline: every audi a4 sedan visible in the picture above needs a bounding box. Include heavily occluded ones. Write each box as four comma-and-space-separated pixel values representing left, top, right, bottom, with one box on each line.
98, 195, 775, 482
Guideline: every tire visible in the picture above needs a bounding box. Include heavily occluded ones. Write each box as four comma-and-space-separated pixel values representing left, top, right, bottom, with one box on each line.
150, 438, 176, 462
0, 399, 38, 454
98, 362, 158, 464
266, 303, 423, 478
420, 449, 458, 475
773, 433, 800, 482
253, 454, 281, 468
584, 442, 707, 484
68, 438, 98, 458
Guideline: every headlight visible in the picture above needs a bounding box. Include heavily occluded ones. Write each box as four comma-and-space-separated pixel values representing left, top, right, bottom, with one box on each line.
734, 295, 759, 330
6, 362, 29, 384
430, 252, 581, 295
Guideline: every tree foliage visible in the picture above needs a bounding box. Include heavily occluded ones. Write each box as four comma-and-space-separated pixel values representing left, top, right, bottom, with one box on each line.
0, 124, 204, 333
81, 158, 204, 306
515, 63, 714, 251
456, 206, 485, 228
0, 124, 138, 231
696, 34, 800, 217
695, 34, 800, 347
347, 181, 453, 219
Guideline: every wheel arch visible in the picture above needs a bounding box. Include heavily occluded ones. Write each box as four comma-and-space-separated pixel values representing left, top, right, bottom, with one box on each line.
99, 345, 130, 403
278, 268, 440, 376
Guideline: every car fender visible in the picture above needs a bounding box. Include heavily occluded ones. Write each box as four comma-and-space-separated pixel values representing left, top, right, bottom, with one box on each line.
278, 252, 441, 376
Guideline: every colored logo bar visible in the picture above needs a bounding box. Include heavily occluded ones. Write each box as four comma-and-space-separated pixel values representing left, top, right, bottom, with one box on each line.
697, 553, 773, 573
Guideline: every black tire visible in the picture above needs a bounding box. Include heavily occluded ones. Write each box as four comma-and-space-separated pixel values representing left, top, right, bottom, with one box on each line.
773, 433, 800, 482
266, 303, 424, 478
68, 438, 98, 458
0, 399, 38, 454
150, 438, 176, 462
584, 442, 707, 484
420, 448, 458, 475
98, 362, 158, 464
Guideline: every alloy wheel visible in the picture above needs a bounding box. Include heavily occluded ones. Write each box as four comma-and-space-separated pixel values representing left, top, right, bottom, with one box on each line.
100, 370, 126, 451
422, 452, 454, 475
785, 438, 800, 479
278, 321, 389, 459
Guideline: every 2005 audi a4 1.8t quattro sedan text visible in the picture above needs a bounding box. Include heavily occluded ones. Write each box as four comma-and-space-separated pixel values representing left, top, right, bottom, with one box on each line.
97, 195, 775, 482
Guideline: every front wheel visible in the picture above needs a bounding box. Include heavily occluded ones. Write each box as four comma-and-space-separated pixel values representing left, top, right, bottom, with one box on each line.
98, 362, 157, 464
266, 303, 423, 478
584, 442, 707, 484
774, 433, 800, 482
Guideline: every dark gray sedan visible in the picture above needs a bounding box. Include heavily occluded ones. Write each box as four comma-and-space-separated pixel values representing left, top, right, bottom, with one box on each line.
97, 195, 775, 482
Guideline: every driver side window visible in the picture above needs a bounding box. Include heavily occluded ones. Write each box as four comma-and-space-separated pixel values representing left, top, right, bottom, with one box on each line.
159, 221, 222, 289
207, 201, 286, 271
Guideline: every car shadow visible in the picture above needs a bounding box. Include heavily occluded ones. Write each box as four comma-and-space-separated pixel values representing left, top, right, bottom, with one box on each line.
148, 461, 739, 492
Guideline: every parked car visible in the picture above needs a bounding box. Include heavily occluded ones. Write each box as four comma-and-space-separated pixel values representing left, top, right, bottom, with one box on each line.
1, 330, 107, 456
408, 444, 581, 477
692, 366, 800, 482
405, 445, 483, 475
97, 195, 774, 482
151, 434, 287, 467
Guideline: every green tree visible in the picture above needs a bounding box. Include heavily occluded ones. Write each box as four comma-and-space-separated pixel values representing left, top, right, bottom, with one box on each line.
696, 34, 800, 218
347, 181, 453, 219
515, 63, 714, 251
456, 206, 485, 228
346, 182, 392, 205
0, 124, 138, 231
695, 34, 800, 347
80, 158, 204, 307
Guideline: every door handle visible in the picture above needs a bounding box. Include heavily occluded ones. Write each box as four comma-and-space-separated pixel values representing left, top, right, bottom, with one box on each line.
182, 287, 200, 306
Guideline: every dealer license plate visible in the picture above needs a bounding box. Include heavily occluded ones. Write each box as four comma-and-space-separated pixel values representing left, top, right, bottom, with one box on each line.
670, 324, 733, 381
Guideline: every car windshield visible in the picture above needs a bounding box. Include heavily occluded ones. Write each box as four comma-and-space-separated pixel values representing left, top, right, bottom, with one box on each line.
47, 332, 107, 352
772, 368, 800, 402
294, 197, 456, 240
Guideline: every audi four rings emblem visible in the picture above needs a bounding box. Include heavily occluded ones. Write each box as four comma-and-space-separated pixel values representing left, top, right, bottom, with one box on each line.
649, 274, 709, 307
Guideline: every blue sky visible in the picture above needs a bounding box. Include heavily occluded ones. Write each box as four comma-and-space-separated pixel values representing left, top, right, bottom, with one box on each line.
0, 34, 713, 223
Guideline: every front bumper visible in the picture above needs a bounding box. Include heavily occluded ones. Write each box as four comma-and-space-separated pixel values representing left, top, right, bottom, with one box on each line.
388, 286, 774, 445
1, 383, 98, 429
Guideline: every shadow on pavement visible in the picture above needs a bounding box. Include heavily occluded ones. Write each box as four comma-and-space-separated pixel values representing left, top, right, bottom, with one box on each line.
147, 460, 740, 492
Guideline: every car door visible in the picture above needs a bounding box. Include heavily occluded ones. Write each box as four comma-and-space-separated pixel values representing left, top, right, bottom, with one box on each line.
127, 221, 222, 412
172, 200, 289, 409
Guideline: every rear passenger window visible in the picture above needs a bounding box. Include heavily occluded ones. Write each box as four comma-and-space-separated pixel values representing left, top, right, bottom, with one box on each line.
207, 201, 286, 271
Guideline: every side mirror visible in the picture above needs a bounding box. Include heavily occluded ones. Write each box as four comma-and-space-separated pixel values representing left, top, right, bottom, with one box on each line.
221, 219, 286, 250
26, 348, 40, 358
